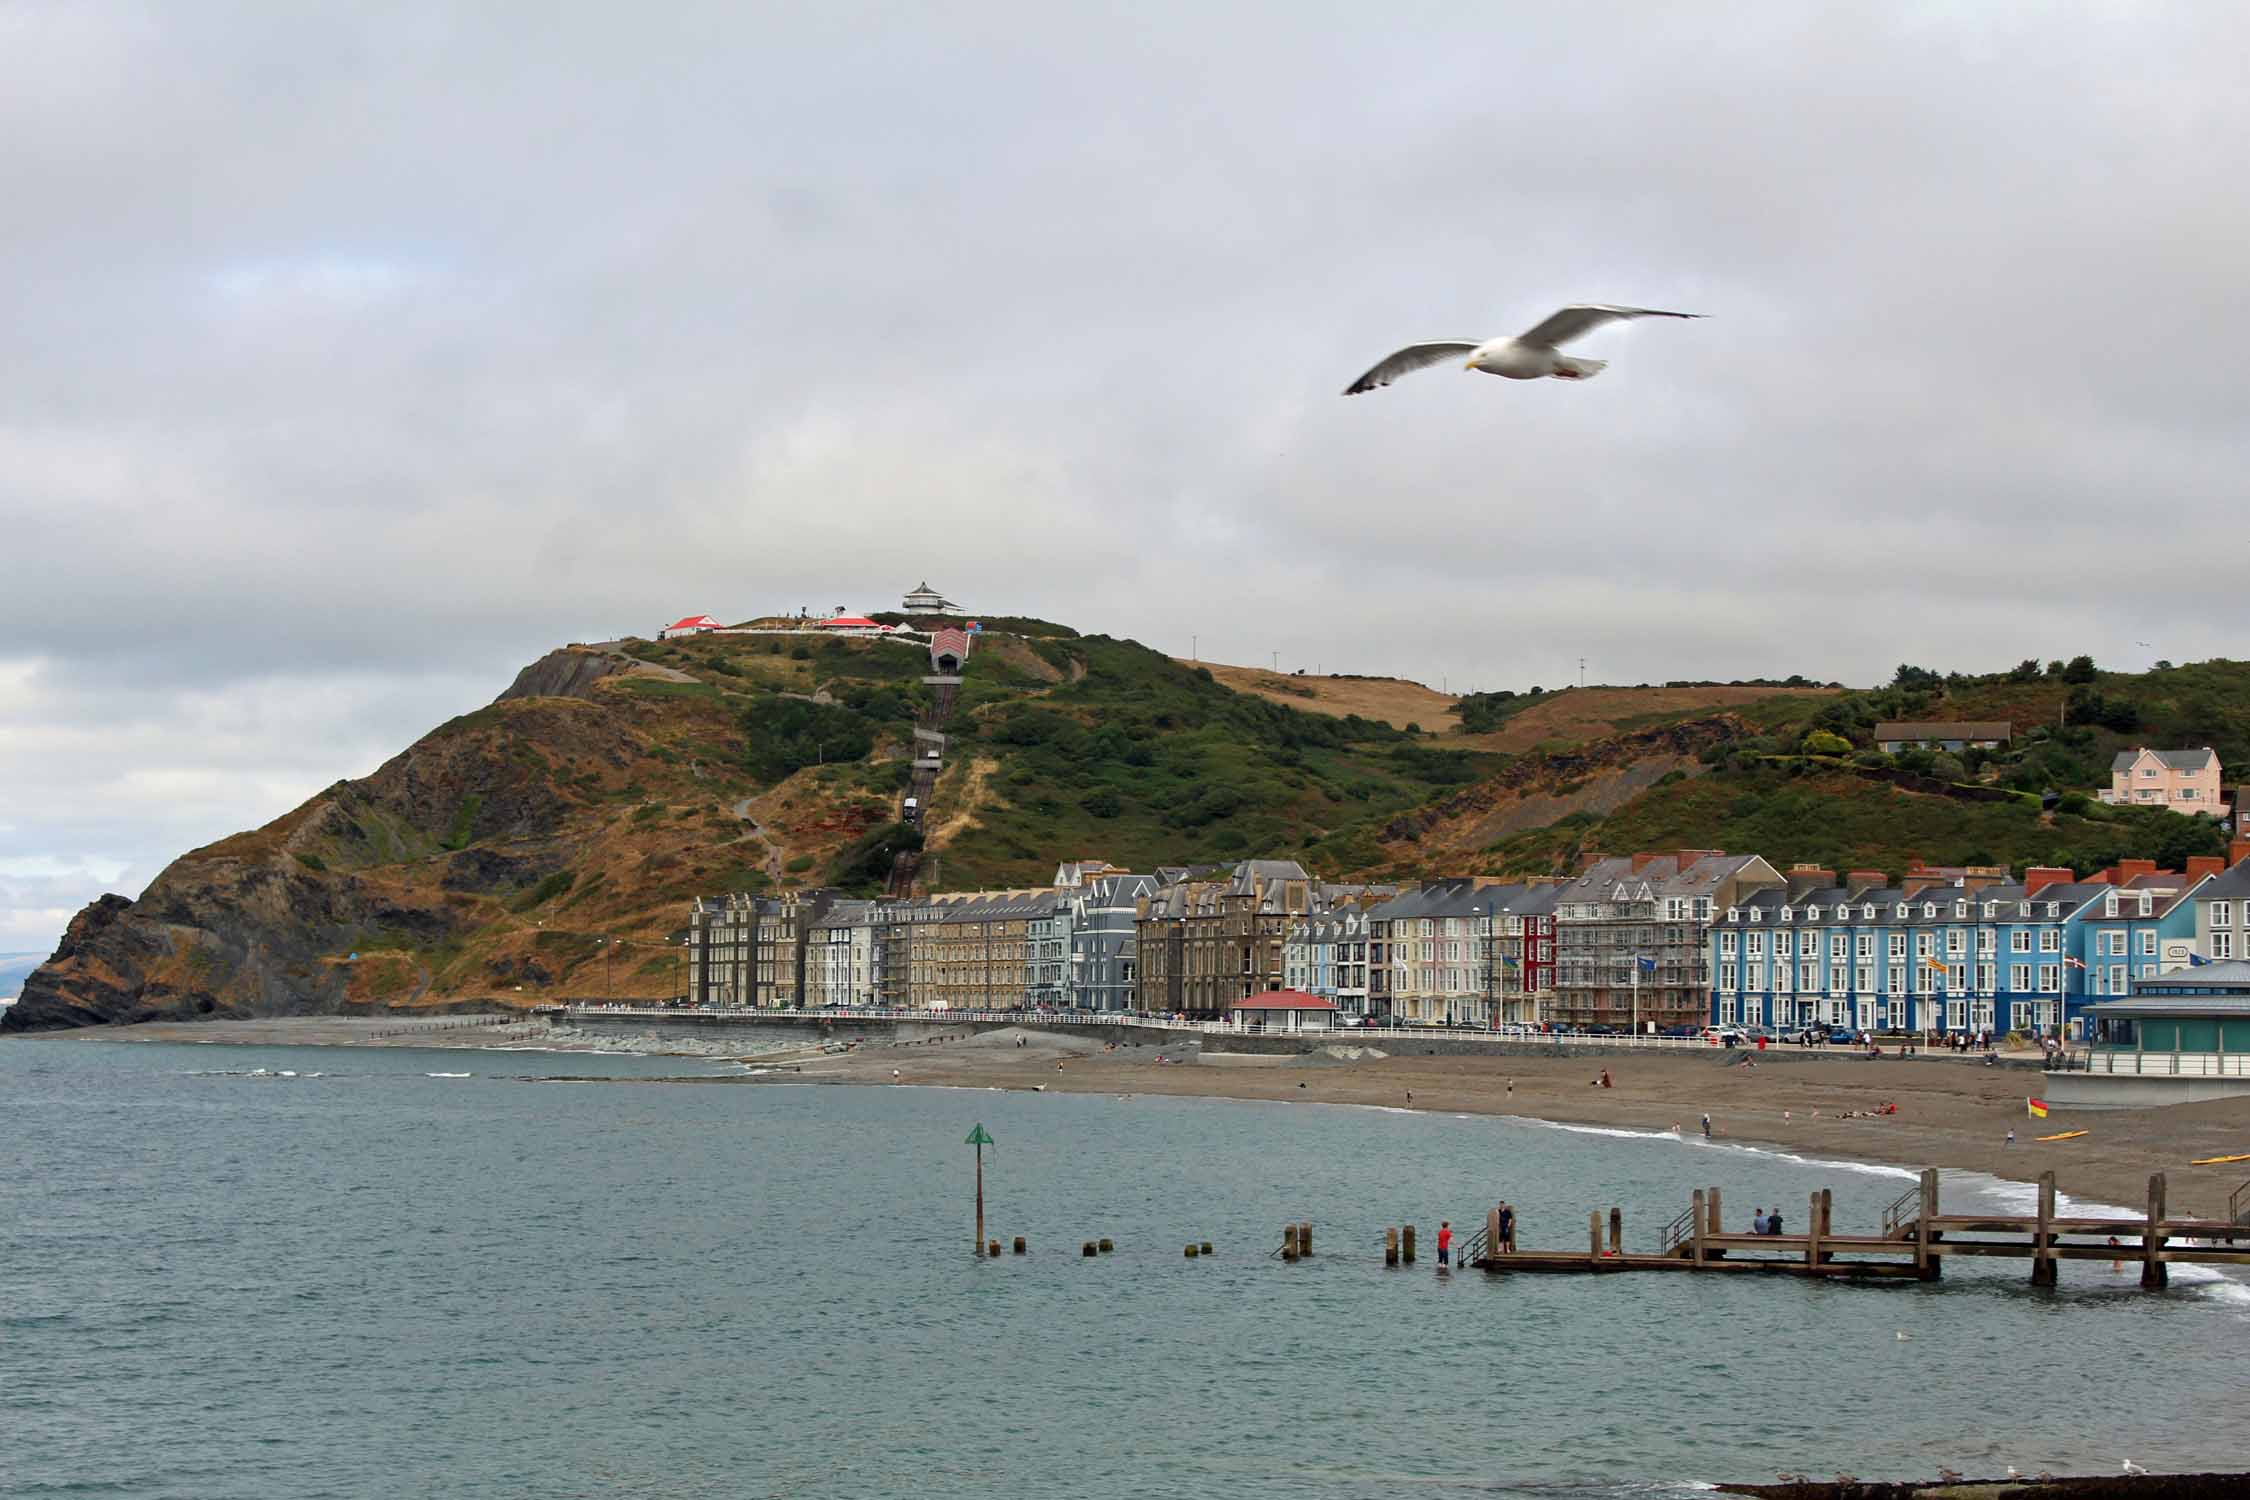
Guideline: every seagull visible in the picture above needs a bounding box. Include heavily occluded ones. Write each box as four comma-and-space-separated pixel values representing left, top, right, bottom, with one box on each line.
1342, 304, 1702, 395
2007, 1467, 2023, 1479
1937, 1468, 1964, 1484
2123, 1460, 2149, 1475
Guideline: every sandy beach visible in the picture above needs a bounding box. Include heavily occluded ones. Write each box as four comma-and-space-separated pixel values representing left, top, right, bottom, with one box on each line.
34, 1015, 2250, 1214
795, 1026, 2250, 1216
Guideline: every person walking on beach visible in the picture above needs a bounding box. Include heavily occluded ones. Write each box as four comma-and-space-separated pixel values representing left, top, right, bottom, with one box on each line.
2005, 1128, 2016, 1147
1437, 1220, 1452, 1267
1700, 1113, 1712, 1139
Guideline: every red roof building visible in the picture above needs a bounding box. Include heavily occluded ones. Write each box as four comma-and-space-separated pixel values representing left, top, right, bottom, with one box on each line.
820, 615, 882, 631
665, 615, 722, 635
1230, 989, 1340, 1033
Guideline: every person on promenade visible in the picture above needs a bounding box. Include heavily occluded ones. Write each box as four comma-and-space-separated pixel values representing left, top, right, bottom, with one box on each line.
1437, 1221, 1452, 1267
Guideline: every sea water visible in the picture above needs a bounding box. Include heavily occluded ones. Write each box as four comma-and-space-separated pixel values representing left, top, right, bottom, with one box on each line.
5, 1040, 2248, 1498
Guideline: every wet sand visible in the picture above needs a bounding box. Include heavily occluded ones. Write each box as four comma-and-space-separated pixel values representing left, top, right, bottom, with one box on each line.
800, 1027, 2250, 1214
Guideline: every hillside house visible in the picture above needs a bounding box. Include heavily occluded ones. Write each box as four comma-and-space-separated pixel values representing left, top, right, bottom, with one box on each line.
2102, 747, 2228, 818
1873, 721, 2012, 754
818, 614, 886, 636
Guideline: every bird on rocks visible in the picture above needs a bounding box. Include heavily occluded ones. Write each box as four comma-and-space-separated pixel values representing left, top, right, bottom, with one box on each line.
2006, 1467, 2023, 1479
1937, 1467, 1964, 1483
1342, 304, 1701, 395
2124, 1460, 2150, 1475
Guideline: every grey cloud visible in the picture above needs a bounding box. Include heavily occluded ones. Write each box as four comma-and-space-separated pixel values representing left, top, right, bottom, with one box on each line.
7, 2, 2250, 953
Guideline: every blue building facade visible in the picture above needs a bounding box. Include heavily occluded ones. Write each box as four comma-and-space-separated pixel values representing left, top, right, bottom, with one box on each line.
1710, 880, 2094, 1038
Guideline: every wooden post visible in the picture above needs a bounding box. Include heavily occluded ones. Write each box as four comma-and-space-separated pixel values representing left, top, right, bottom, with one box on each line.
1608, 1207, 1623, 1256
1403, 1224, 1417, 1264
1298, 1221, 1313, 1257
1805, 1190, 1823, 1271
1282, 1224, 1299, 1262
1706, 1186, 1723, 1238
1385, 1227, 1399, 1267
1590, 1209, 1604, 1265
1916, 1167, 1939, 1280
1486, 1207, 1502, 1265
1098, 1238, 1113, 1253
1819, 1189, 1832, 1262
1013, 1236, 1027, 1255
2143, 1172, 2169, 1289
975, 1141, 985, 1253
2031, 1172, 2057, 1286
1691, 1189, 1707, 1265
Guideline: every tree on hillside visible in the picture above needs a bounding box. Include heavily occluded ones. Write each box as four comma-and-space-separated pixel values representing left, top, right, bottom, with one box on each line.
2009, 659, 2042, 682
1802, 729, 1852, 756
2062, 655, 2098, 683
1893, 663, 1943, 691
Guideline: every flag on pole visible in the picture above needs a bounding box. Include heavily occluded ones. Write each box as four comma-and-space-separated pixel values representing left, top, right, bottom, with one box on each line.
1635, 957, 1657, 973
2188, 952, 2213, 968
2026, 1098, 2049, 1119
2064, 955, 2087, 971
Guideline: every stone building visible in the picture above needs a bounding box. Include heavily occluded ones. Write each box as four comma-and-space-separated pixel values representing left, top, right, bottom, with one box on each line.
1135, 860, 1316, 1017
686, 889, 837, 1008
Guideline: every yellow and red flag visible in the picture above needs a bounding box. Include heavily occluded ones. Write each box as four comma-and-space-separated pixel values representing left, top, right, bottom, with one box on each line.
2027, 1098, 2049, 1119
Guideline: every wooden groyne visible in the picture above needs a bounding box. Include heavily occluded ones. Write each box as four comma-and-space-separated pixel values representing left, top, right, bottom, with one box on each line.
1473, 1169, 2250, 1287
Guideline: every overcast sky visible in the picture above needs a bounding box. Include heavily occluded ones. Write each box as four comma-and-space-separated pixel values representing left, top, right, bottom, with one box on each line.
6, 3, 2249, 959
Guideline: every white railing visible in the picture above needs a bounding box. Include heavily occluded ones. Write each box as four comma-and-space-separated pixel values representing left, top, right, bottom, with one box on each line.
2084, 1050, 2250, 1078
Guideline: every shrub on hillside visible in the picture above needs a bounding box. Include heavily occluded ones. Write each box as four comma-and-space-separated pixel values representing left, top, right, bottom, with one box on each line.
1802, 729, 1852, 756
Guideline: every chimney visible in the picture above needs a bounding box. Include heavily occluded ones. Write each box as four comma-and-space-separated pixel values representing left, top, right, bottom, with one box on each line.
2187, 855, 2224, 882
1845, 869, 1889, 894
2114, 858, 2158, 884
1630, 852, 1664, 873
2023, 866, 2075, 897
1676, 849, 1723, 871
2233, 837, 2250, 869
1900, 872, 1952, 898
1785, 865, 1836, 899
1575, 850, 1612, 874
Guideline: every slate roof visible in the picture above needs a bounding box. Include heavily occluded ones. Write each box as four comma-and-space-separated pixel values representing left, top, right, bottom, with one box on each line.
1874, 721, 2014, 740
2111, 747, 2217, 772
2191, 861, 2250, 904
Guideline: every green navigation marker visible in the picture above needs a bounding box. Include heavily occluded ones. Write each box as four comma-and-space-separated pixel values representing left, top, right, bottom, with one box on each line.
968, 1123, 994, 1252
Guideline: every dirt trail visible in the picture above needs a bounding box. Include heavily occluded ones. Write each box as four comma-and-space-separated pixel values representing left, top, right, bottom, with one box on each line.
928, 756, 999, 847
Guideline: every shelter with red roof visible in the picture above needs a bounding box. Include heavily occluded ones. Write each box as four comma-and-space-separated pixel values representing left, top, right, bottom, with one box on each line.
819, 614, 885, 636
1230, 989, 1339, 1033
663, 615, 723, 637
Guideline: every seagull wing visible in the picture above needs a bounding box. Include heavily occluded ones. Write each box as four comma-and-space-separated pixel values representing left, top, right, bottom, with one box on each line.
1342, 341, 1483, 395
1516, 304, 1702, 349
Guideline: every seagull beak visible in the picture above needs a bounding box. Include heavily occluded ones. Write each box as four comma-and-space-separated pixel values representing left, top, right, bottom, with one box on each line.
1463, 359, 1477, 370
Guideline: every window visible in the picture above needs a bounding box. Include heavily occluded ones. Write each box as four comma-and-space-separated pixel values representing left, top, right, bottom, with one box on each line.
2045, 902, 2060, 917
1719, 932, 1737, 957
1776, 965, 1793, 993
1720, 962, 1738, 990
1776, 932, 1794, 958
2018, 901, 2031, 918
2217, 933, 2236, 960
1983, 902, 1997, 919
1856, 934, 1874, 960
2105, 895, 2119, 918
1861, 904, 1876, 919
2138, 930, 2156, 957
2040, 929, 2061, 952
2107, 930, 2128, 957
1855, 965, 1872, 992
1954, 901, 1968, 919
1831, 935, 1849, 961
1887, 933, 1907, 960
1831, 964, 1848, 993
1895, 903, 1909, 920
2010, 930, 2031, 953
1977, 928, 1995, 956
1746, 933, 1765, 959
1780, 907, 1794, 921
2038, 964, 2059, 993
2138, 894, 2152, 917
1976, 962, 1994, 994
1886, 968, 1903, 995
1807, 906, 1822, 920
2180, 788, 2199, 801
2107, 964, 2127, 995
2209, 901, 2232, 928
2010, 963, 2030, 992
1946, 929, 1966, 957
1747, 907, 1760, 922
2141, 767, 2158, 778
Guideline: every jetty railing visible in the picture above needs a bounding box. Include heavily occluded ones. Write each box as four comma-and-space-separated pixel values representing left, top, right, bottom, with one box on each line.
1881, 1183, 1922, 1236
2231, 1179, 2250, 1226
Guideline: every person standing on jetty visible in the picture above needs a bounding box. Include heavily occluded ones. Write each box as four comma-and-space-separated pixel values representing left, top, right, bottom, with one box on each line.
1498, 1202, 1515, 1253
1437, 1221, 1452, 1266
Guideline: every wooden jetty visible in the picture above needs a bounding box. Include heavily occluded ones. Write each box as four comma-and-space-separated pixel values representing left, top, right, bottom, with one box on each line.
1471, 1169, 2250, 1287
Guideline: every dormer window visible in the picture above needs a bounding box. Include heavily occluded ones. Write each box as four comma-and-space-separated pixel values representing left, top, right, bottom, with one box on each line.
1861, 904, 1876, 920
1749, 907, 1762, 922
1807, 906, 1822, 920
1726, 907, 1739, 922
1780, 907, 1794, 921
2019, 901, 2031, 917
2045, 902, 2059, 917
1982, 903, 1997, 918
1895, 903, 1909, 920
1923, 902, 1938, 919
1954, 901, 1968, 919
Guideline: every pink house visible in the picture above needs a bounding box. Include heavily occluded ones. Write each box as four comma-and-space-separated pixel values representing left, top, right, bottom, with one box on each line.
2102, 747, 2228, 819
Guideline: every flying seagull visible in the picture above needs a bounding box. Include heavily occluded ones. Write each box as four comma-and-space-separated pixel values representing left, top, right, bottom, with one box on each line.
1342, 304, 1702, 395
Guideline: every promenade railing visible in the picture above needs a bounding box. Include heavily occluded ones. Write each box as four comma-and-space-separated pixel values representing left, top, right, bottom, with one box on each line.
2082, 1049, 2250, 1079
